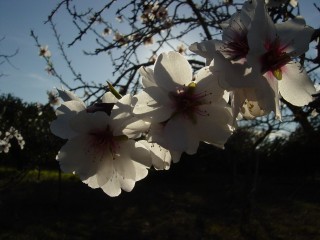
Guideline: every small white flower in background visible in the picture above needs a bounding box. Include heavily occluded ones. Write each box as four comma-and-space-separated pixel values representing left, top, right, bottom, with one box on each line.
50, 90, 152, 197
133, 51, 234, 155
39, 45, 51, 58
0, 127, 25, 153
177, 44, 187, 55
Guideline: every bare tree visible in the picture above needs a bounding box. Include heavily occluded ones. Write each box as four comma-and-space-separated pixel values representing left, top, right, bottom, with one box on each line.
0, 36, 19, 78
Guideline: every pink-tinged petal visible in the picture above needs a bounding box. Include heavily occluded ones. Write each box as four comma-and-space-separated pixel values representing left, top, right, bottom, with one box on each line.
154, 52, 193, 91
102, 92, 118, 103
279, 62, 316, 106
57, 88, 83, 102
139, 66, 156, 88
70, 111, 110, 134
196, 105, 234, 148
276, 17, 314, 57
50, 100, 86, 139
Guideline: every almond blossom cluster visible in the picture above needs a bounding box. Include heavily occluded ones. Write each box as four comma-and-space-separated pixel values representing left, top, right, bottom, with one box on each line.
50, 0, 316, 197
0, 127, 25, 153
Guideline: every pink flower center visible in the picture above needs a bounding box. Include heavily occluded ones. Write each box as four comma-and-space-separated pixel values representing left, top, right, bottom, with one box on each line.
169, 82, 211, 123
260, 38, 291, 80
222, 19, 249, 61
88, 126, 125, 160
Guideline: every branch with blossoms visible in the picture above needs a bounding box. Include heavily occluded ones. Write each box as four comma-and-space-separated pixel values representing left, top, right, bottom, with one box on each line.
35, 0, 320, 197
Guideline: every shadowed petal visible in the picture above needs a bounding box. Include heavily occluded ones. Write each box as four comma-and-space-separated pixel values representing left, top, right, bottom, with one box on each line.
279, 62, 316, 106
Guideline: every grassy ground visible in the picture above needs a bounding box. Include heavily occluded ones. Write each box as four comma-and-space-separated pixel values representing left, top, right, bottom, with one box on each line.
1, 165, 320, 240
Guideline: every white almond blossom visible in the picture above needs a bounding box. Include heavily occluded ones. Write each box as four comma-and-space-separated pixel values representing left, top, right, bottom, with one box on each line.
246, 0, 316, 117
190, 0, 316, 119
133, 51, 234, 155
51, 90, 152, 197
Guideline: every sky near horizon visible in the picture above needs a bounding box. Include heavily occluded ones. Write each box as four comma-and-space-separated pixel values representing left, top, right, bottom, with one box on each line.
0, 1, 319, 104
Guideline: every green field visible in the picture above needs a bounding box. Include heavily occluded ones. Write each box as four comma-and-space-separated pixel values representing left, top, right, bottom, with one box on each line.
1, 166, 320, 240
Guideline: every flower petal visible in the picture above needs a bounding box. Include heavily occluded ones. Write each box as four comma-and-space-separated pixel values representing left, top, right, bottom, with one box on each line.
133, 87, 173, 122
194, 66, 226, 103
139, 66, 157, 88
154, 52, 193, 91
139, 140, 171, 170
70, 111, 110, 134
196, 105, 233, 148
57, 88, 83, 102
163, 116, 199, 154
56, 135, 100, 181
276, 17, 314, 57
50, 100, 86, 139
279, 62, 316, 106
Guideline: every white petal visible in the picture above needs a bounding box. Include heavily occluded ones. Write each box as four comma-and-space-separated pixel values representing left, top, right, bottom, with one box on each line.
110, 94, 133, 120
279, 62, 316, 106
139, 66, 156, 88
101, 174, 121, 197
210, 53, 256, 90
189, 40, 224, 64
247, 0, 276, 56
70, 111, 110, 134
118, 140, 152, 168
154, 52, 193, 91
50, 100, 86, 139
196, 105, 234, 148
194, 66, 226, 103
139, 140, 171, 170
83, 175, 100, 189
57, 135, 101, 181
57, 88, 83, 102
119, 178, 135, 192
276, 17, 314, 57
102, 92, 118, 103
163, 116, 199, 154
133, 87, 173, 122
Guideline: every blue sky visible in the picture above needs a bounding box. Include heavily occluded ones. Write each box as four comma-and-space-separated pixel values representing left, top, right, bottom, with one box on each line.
0, 1, 319, 104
